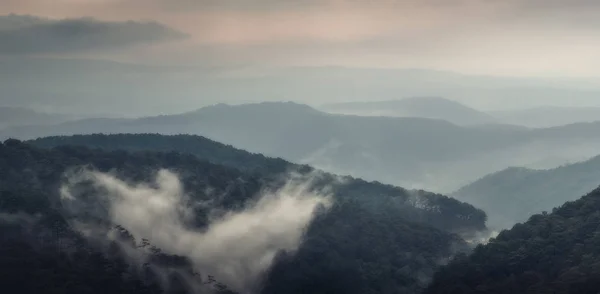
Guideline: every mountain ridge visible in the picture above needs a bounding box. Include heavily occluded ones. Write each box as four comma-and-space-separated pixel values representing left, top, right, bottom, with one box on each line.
6, 101, 600, 192
321, 97, 496, 126
452, 154, 600, 229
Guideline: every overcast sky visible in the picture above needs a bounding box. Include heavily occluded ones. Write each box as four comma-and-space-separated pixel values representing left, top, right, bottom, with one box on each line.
2, 0, 600, 77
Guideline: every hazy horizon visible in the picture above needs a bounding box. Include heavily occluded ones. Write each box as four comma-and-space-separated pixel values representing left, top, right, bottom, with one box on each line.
2, 0, 600, 115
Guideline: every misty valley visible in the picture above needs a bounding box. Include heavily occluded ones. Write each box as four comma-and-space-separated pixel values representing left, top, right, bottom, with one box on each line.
4, 6, 600, 294
1, 135, 481, 293
3, 127, 600, 294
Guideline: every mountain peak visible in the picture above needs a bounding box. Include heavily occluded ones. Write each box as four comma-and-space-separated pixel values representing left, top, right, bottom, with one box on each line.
190, 101, 323, 116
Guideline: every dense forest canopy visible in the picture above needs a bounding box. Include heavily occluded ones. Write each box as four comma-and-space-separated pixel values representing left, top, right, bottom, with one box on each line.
1, 136, 487, 293
426, 187, 600, 294
30, 133, 487, 234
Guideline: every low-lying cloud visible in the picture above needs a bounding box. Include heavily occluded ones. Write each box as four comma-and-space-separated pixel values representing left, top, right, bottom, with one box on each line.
0, 14, 186, 54
60, 169, 332, 293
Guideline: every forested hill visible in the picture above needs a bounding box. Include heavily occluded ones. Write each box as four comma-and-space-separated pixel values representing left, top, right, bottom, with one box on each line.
426, 187, 600, 294
30, 133, 296, 175
30, 133, 487, 234
1, 139, 484, 294
0, 139, 240, 294
453, 155, 600, 229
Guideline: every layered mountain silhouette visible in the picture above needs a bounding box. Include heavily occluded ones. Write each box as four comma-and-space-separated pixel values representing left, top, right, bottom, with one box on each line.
321, 97, 496, 126
5, 57, 600, 117
5, 102, 600, 192
452, 155, 600, 229
0, 106, 70, 129
493, 106, 600, 128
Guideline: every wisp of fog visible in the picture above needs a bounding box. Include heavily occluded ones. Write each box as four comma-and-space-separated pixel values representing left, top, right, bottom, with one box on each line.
60, 169, 332, 293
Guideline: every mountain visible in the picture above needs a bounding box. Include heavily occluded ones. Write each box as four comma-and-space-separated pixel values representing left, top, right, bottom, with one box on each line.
493, 106, 600, 128
426, 187, 600, 294
0, 106, 70, 129
3, 135, 487, 294
6, 102, 600, 193
4, 57, 600, 117
29, 133, 487, 234
321, 97, 496, 126
452, 155, 600, 229
0, 140, 242, 294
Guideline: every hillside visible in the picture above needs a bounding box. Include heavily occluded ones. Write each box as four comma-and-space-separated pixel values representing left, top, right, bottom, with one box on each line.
493, 106, 600, 128
30, 133, 296, 175
2, 137, 487, 293
7, 102, 600, 192
321, 97, 496, 126
452, 155, 600, 229
0, 106, 70, 129
426, 187, 600, 294
29, 134, 487, 234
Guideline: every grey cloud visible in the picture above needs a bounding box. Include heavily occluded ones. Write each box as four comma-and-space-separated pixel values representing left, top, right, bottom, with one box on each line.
137, 0, 327, 12
60, 169, 332, 293
146, 0, 600, 10
0, 14, 187, 55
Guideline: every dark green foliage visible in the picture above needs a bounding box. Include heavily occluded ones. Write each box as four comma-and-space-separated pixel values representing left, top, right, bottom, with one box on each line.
426, 188, 600, 294
29, 134, 487, 233
263, 200, 468, 294
0, 222, 163, 294
1, 136, 486, 293
30, 133, 297, 175
0, 139, 238, 293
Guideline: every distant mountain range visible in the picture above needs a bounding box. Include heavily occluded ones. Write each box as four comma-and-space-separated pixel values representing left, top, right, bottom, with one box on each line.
321, 97, 497, 126
452, 155, 600, 229
493, 106, 600, 128
4, 57, 600, 117
5, 102, 600, 192
0, 106, 71, 129
322, 97, 600, 128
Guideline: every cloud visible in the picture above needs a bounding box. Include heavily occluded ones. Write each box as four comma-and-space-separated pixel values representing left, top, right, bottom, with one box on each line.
0, 14, 187, 54
60, 169, 332, 293
3, 1, 600, 75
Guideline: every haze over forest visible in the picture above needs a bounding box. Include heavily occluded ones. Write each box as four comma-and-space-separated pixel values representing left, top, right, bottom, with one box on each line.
2, 1, 600, 294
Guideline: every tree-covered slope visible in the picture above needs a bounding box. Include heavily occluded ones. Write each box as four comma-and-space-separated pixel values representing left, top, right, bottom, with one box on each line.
29, 133, 487, 234
30, 133, 295, 175
0, 140, 239, 294
426, 187, 600, 294
1, 139, 483, 294
453, 155, 600, 229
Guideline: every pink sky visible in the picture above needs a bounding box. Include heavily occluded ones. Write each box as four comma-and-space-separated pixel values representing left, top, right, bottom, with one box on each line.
2, 0, 600, 77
